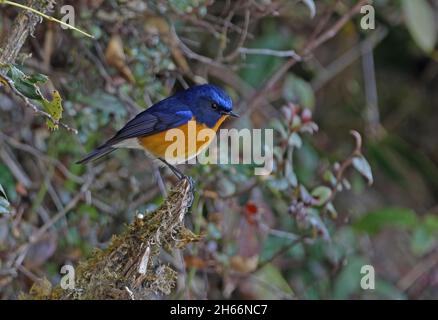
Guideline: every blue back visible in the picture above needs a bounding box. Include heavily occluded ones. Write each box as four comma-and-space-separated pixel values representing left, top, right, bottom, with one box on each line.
146, 84, 233, 128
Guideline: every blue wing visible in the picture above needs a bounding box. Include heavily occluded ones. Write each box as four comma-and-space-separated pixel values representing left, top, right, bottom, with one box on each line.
77, 98, 193, 164
106, 107, 192, 144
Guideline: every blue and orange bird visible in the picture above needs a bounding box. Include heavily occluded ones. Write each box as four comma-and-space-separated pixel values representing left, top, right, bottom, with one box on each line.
77, 84, 238, 178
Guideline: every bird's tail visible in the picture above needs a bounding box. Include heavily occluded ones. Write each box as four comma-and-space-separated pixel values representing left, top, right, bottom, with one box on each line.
76, 144, 116, 164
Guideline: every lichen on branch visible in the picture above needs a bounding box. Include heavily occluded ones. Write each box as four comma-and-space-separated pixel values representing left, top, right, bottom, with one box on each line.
0, 0, 54, 65
23, 178, 200, 300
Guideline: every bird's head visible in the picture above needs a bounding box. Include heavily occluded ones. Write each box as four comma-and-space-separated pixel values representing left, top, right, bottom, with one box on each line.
177, 84, 238, 128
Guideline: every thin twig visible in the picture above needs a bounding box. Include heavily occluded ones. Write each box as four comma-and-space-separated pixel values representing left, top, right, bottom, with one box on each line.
0, 132, 84, 183
0, 145, 32, 188
302, 0, 371, 55
361, 30, 382, 138
246, 0, 370, 109
306, 0, 343, 46
223, 9, 250, 62
28, 174, 94, 244
237, 48, 302, 59
1, 0, 94, 38
205, 13, 252, 37
255, 236, 306, 273
397, 250, 438, 292
312, 27, 388, 90
171, 26, 224, 69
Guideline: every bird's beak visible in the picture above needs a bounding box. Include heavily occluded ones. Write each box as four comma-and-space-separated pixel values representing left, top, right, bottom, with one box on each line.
227, 110, 239, 118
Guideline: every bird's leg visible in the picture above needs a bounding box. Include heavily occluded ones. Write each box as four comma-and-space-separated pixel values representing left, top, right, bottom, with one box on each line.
158, 158, 195, 208
158, 157, 184, 180
158, 158, 194, 193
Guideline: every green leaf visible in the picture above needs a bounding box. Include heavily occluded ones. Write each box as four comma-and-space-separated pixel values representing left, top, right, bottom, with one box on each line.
311, 186, 332, 206
269, 118, 288, 138
5, 66, 63, 130
267, 177, 289, 191
352, 155, 373, 185
354, 207, 418, 234
261, 236, 304, 261
6, 65, 46, 100
402, 0, 437, 53
78, 204, 99, 221
410, 214, 438, 256
323, 170, 336, 186
372, 280, 406, 300
16, 80, 44, 100
7, 64, 26, 81
168, 0, 206, 14
285, 161, 298, 187
326, 202, 338, 219
0, 184, 11, 215
423, 215, 438, 233
288, 132, 302, 148
333, 256, 367, 299
282, 74, 315, 109
0, 199, 11, 215
0, 184, 7, 199
411, 225, 436, 256
27, 73, 49, 84
251, 263, 294, 299
65, 227, 81, 246
42, 90, 63, 130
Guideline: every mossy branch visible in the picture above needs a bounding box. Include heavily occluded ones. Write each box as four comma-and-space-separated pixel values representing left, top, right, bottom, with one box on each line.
0, 0, 94, 38
0, 0, 50, 65
23, 178, 200, 300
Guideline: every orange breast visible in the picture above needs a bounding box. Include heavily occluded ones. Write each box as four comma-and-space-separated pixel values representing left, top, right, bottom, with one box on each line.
139, 116, 228, 163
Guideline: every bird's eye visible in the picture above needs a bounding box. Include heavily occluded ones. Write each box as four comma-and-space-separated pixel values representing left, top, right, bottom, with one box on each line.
211, 103, 219, 110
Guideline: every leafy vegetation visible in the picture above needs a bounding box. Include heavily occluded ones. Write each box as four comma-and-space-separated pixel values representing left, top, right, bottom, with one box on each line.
0, 0, 437, 300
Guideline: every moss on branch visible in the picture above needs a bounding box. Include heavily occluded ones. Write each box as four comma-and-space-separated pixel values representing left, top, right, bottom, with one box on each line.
23, 178, 200, 300
0, 0, 54, 66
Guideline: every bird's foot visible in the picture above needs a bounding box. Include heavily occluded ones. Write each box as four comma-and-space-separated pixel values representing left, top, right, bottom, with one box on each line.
158, 158, 195, 187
